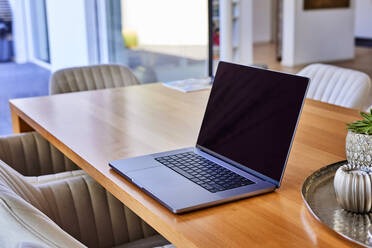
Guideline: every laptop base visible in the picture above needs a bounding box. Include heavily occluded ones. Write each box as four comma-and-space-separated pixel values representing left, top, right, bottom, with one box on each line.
110, 147, 276, 214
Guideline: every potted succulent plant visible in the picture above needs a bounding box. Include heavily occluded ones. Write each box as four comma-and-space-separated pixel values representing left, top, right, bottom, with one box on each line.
346, 110, 372, 167
333, 111, 372, 213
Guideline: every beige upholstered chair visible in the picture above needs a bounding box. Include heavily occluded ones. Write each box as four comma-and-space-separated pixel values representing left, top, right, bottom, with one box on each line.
297, 63, 372, 110
0, 132, 79, 176
49, 64, 140, 95
0, 133, 171, 248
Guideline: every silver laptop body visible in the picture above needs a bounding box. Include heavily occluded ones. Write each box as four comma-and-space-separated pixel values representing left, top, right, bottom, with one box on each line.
110, 62, 309, 214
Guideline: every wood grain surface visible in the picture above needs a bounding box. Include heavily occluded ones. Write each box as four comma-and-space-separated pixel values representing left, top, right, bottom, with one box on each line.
9, 83, 362, 247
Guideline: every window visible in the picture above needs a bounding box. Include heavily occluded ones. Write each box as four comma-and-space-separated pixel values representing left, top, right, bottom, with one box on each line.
103, 0, 208, 83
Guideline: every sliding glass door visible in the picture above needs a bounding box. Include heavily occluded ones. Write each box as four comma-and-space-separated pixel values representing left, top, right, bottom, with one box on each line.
103, 0, 208, 83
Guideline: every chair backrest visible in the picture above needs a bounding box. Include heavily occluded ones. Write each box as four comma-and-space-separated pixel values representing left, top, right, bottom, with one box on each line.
297, 63, 372, 110
0, 160, 84, 247
0, 159, 160, 248
49, 64, 140, 95
0, 132, 78, 176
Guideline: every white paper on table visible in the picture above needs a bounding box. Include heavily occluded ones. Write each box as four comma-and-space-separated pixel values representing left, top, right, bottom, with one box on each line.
162, 77, 212, 93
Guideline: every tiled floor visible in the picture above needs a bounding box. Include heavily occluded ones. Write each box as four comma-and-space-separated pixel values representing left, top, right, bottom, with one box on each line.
331, 46, 372, 80
0, 62, 50, 135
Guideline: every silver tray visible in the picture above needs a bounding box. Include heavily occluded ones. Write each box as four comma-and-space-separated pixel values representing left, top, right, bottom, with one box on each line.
302, 160, 372, 247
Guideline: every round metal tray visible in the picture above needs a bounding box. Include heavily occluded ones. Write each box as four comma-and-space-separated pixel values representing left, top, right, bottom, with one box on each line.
302, 160, 372, 247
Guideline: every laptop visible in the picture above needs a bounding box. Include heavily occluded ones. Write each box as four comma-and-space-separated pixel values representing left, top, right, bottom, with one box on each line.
109, 61, 309, 214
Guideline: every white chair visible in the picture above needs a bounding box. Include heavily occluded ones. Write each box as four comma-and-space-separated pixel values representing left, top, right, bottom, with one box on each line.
297, 64, 372, 110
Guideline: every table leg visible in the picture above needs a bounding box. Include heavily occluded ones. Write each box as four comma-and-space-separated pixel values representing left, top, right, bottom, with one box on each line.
11, 110, 34, 133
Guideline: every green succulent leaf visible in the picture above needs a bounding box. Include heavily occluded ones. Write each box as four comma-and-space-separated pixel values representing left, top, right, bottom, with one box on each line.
361, 112, 372, 121
347, 111, 372, 135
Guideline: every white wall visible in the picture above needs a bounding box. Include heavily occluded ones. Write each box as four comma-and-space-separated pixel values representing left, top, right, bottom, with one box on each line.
121, 0, 207, 46
282, 0, 355, 66
355, 0, 372, 38
219, 0, 253, 65
220, 0, 233, 61
45, 0, 91, 71
252, 0, 272, 43
238, 0, 253, 65
282, 0, 296, 66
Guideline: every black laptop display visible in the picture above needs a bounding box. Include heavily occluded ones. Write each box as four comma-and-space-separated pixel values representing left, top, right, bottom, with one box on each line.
197, 63, 309, 185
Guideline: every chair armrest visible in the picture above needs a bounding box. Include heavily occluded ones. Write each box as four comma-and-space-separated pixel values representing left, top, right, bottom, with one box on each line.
25, 170, 86, 185
37, 173, 169, 248
0, 132, 79, 176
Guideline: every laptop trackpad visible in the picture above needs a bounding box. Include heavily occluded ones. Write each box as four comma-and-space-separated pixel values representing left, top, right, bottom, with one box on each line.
127, 166, 220, 210
110, 156, 162, 173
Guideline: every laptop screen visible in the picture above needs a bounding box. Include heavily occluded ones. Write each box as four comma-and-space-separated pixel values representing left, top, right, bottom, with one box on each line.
196, 62, 309, 185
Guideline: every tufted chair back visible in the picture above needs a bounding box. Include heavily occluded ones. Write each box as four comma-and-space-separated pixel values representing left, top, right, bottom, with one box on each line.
297, 64, 372, 110
0, 132, 78, 176
0, 159, 168, 247
49, 64, 140, 95
0, 160, 85, 247
0, 132, 170, 247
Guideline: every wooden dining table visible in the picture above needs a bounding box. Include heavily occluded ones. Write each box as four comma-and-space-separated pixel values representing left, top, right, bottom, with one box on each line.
9, 83, 362, 247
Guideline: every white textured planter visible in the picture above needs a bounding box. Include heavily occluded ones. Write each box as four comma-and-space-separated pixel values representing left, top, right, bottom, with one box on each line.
346, 131, 372, 167
334, 164, 372, 213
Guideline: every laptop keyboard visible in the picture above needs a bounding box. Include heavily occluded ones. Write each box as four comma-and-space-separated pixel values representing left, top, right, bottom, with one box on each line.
155, 152, 254, 193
